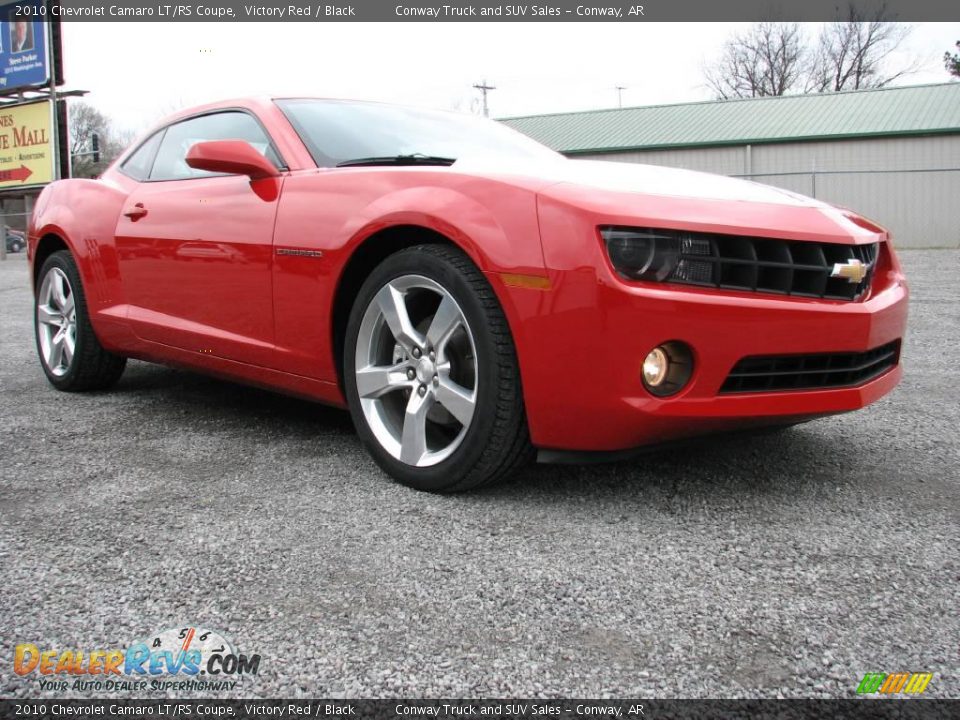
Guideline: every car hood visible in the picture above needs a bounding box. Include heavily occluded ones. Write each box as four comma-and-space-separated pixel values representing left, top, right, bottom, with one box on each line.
455, 157, 825, 208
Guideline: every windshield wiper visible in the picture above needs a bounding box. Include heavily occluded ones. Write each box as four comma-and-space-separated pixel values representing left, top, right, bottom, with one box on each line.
335, 153, 456, 168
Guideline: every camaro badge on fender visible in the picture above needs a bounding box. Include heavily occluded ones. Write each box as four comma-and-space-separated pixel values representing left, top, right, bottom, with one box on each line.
832, 258, 867, 283
276, 248, 323, 258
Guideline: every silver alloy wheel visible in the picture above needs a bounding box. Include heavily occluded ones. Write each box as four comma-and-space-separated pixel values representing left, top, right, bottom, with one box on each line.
37, 267, 77, 377
355, 274, 478, 467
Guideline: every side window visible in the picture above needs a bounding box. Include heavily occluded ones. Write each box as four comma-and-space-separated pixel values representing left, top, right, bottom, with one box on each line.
120, 131, 164, 181
149, 112, 282, 182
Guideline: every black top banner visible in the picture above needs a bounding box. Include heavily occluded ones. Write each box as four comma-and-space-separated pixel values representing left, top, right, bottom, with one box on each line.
17, 0, 960, 21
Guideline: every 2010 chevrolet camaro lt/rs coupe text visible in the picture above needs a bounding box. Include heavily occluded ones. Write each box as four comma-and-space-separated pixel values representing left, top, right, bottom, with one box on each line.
28, 98, 908, 492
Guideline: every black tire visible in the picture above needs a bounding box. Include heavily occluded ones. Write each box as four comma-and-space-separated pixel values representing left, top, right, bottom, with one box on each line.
34, 250, 126, 392
344, 244, 534, 492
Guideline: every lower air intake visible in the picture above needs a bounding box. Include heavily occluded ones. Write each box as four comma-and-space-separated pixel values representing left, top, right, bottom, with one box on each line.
720, 341, 901, 394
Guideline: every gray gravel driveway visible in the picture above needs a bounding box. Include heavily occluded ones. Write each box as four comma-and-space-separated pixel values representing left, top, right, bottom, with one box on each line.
1, 250, 957, 699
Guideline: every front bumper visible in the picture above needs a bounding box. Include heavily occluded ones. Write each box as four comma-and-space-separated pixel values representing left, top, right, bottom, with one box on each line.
503, 259, 908, 452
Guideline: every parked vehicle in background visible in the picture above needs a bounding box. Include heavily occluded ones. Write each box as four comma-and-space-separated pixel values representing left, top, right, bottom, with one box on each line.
6, 229, 25, 253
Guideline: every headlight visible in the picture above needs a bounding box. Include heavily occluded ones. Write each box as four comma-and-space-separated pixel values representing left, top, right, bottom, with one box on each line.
601, 227, 680, 282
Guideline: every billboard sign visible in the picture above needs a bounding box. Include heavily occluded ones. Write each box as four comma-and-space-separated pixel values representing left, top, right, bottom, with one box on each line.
0, 100, 54, 188
0, 0, 49, 92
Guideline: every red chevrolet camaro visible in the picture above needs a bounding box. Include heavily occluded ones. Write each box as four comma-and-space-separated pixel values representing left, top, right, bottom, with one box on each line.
28, 97, 908, 491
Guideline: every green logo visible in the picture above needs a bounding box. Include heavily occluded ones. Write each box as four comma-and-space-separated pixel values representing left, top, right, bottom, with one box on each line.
857, 672, 933, 694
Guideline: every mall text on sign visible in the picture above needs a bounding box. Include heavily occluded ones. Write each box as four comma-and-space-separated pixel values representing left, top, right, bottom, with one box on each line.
0, 100, 54, 188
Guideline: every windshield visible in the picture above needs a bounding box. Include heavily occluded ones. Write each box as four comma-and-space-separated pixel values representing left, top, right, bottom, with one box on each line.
275, 99, 561, 168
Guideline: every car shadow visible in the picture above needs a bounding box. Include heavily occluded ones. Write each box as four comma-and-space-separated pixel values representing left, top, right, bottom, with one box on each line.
112, 360, 356, 437
472, 426, 859, 506
110, 360, 855, 504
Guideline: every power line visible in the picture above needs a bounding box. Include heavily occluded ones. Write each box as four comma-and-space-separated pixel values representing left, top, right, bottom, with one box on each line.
473, 80, 496, 117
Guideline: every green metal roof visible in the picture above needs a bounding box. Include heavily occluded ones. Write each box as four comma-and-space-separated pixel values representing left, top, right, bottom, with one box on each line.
500, 83, 960, 154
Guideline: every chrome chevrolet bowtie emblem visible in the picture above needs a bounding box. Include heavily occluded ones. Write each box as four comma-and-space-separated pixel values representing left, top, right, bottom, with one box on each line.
831, 258, 868, 284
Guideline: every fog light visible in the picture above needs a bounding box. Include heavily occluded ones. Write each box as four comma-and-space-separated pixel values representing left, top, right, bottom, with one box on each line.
642, 347, 669, 387
641, 341, 694, 397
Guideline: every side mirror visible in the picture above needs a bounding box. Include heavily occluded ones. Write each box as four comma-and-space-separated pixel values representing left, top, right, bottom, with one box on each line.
185, 140, 278, 180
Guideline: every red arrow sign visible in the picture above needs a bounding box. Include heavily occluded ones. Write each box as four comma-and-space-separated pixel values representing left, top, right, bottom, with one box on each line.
0, 165, 33, 183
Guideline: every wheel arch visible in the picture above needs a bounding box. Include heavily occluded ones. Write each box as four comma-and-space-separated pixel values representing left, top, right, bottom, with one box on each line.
32, 232, 71, 291
330, 224, 463, 389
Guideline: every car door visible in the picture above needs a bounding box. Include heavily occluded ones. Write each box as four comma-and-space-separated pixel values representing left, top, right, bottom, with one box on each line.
114, 111, 284, 368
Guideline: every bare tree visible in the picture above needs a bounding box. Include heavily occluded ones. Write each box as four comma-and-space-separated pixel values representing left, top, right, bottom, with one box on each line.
808, 5, 917, 92
68, 102, 131, 179
705, 22, 808, 99
946, 41, 960, 78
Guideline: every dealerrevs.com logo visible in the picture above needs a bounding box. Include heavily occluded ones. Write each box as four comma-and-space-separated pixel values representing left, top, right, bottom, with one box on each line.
14, 626, 261, 692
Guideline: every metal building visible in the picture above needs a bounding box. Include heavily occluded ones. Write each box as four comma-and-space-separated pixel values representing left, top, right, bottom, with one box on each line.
501, 83, 960, 248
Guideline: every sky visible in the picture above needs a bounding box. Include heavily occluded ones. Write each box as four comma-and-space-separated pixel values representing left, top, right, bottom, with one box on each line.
61, 21, 960, 136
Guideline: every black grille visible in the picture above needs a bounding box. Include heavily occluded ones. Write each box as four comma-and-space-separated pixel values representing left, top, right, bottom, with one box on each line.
720, 341, 900, 394
669, 234, 879, 301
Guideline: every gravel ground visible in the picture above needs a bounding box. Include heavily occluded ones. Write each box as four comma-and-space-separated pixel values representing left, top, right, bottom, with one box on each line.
0, 249, 957, 700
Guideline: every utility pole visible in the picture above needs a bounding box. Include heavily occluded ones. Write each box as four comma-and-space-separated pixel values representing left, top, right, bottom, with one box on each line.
615, 85, 627, 109
473, 80, 496, 117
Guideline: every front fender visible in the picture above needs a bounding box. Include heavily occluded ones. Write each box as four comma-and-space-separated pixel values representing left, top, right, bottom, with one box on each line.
341, 184, 545, 276
271, 170, 548, 384
337, 184, 550, 400
30, 179, 129, 310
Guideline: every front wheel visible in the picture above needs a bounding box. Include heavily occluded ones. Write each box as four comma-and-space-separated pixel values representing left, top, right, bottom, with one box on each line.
35, 250, 126, 391
344, 245, 533, 492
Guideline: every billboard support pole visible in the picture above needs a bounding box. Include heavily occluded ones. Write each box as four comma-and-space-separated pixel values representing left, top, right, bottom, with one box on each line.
0, 205, 6, 261
48, 16, 59, 180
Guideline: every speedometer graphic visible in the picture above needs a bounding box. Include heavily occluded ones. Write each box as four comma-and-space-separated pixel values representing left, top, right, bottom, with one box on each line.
142, 626, 236, 672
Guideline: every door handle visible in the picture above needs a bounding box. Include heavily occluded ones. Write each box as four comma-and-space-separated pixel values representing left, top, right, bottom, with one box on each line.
123, 203, 148, 220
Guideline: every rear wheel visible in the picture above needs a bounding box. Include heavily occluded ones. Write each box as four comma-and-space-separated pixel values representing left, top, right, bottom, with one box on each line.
35, 250, 126, 391
344, 245, 533, 492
